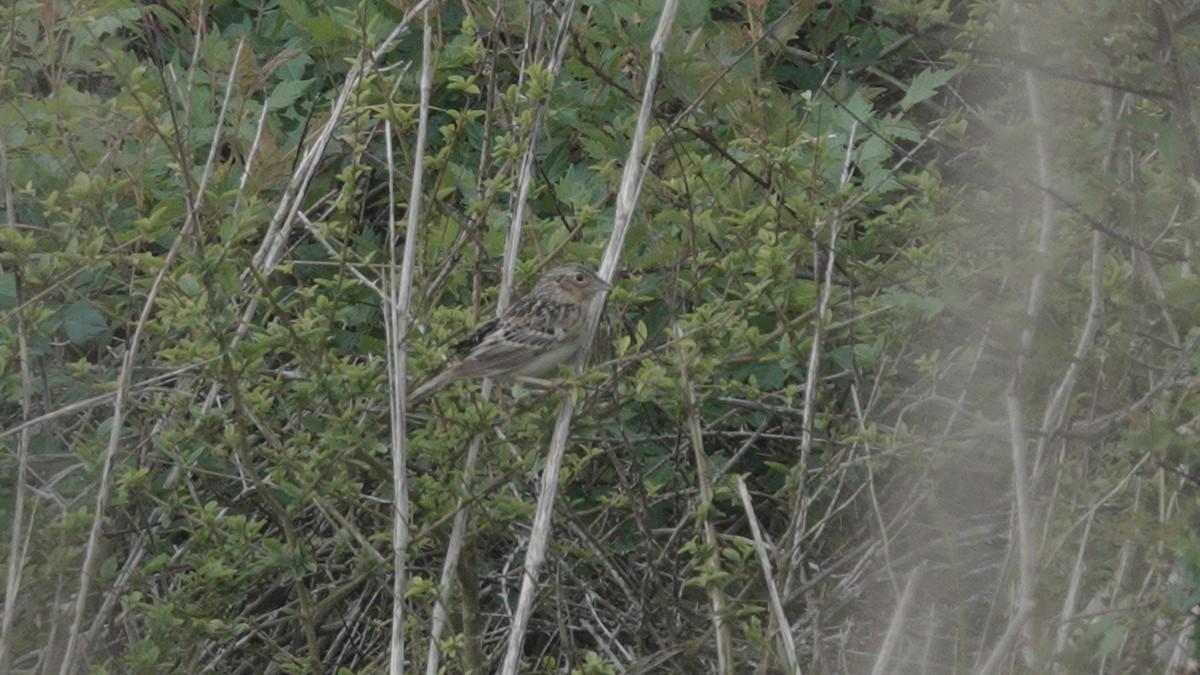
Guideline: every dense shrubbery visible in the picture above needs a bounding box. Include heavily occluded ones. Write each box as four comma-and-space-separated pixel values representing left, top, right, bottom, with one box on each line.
2, 1, 1198, 673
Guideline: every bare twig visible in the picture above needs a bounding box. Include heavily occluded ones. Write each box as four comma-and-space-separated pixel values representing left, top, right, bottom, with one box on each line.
736, 477, 801, 675
0, 95, 30, 674
423, 3, 577, 673
868, 562, 925, 675
978, 7, 1051, 672
58, 34, 248, 675
384, 8, 434, 672
678, 323, 733, 673
782, 121, 857, 595
499, 0, 676, 669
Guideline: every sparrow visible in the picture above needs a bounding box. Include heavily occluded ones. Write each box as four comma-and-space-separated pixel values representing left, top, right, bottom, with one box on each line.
407, 262, 612, 407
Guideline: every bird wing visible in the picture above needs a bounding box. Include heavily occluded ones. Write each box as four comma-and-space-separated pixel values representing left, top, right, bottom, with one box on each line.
450, 299, 581, 379
451, 317, 501, 357
408, 280, 598, 406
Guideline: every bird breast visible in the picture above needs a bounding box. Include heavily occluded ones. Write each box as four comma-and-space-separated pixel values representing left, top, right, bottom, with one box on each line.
510, 341, 582, 377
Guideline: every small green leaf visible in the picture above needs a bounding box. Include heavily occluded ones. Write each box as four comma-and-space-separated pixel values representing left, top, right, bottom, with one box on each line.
178, 273, 202, 298
0, 272, 15, 311
900, 68, 957, 111
268, 78, 314, 110
213, 262, 241, 296
63, 301, 107, 345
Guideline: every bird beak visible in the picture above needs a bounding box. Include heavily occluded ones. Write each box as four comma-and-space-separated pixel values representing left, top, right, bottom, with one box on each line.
598, 277, 613, 292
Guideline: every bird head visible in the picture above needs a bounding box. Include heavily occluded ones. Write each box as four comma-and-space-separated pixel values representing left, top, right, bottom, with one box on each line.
537, 263, 613, 302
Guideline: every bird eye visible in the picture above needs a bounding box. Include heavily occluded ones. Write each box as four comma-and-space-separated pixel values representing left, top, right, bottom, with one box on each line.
574, 273, 586, 283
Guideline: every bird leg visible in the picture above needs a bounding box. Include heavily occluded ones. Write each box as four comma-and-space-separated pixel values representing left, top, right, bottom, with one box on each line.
507, 375, 574, 402
512, 376, 557, 388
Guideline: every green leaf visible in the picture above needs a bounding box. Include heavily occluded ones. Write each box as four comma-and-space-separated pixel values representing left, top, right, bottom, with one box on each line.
268, 78, 313, 111
63, 301, 107, 345
178, 273, 202, 298
900, 67, 957, 110
0, 272, 15, 311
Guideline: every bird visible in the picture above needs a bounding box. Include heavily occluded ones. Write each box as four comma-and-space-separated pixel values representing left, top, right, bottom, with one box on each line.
407, 262, 613, 407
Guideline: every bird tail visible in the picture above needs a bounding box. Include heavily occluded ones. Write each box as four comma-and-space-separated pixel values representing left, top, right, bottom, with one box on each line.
407, 368, 455, 408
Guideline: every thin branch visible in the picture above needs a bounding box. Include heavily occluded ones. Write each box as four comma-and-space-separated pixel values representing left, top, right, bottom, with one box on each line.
0, 98, 30, 674
678, 323, 733, 673
736, 477, 801, 675
978, 6, 1051, 671
868, 562, 925, 675
783, 121, 856, 595
385, 8, 434, 672
58, 33, 247, 675
499, 0, 676, 669
423, 2, 578, 672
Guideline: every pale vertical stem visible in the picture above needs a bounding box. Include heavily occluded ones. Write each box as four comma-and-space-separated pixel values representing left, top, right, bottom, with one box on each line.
498, 388, 582, 675
1035, 94, 1127, 471
1046, 227, 1107, 665
595, 0, 679, 285
499, 0, 577, 306
1035, 102, 1126, 618
141, 0, 434, 444
211, 5, 434, 420
423, 430, 487, 675
386, 10, 433, 674
57, 36, 245, 675
736, 478, 801, 674
499, 0, 679, 671
1054, 512, 1094, 658
423, 4, 577, 673
0, 96, 29, 674
979, 6, 1052, 671
231, 96, 272, 222
677, 324, 733, 673
252, 0, 435, 272
868, 563, 925, 675
783, 122, 856, 595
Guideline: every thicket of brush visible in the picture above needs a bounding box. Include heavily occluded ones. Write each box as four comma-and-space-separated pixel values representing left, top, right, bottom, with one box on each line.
2, 1, 1198, 673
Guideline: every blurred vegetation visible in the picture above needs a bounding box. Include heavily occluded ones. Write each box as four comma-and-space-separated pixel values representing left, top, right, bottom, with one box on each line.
1, 0, 1198, 673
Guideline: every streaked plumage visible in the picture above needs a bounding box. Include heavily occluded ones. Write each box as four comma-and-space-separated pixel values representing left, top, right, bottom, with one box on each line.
408, 263, 612, 407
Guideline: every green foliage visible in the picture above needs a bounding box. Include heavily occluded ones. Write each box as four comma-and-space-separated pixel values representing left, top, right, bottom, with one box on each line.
3, 0, 1199, 673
